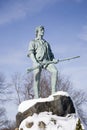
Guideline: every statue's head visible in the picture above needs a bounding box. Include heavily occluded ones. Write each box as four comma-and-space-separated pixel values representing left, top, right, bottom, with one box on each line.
35, 26, 44, 37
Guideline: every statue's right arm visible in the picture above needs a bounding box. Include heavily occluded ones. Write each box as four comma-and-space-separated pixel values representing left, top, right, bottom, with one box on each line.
29, 53, 40, 67
27, 40, 38, 65
29, 53, 37, 63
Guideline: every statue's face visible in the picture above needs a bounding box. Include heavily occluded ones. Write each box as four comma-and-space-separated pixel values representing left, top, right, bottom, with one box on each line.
38, 27, 44, 37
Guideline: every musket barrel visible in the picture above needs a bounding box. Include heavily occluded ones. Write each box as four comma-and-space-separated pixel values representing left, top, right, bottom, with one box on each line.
27, 56, 80, 73
59, 56, 80, 62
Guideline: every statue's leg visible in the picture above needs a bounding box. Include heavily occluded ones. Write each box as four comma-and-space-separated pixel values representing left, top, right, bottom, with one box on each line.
46, 64, 58, 94
33, 67, 41, 98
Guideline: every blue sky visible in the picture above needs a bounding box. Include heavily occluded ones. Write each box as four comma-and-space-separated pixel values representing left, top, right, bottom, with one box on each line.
0, 0, 87, 119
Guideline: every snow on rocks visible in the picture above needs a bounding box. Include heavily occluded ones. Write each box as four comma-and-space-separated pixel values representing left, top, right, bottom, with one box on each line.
18, 91, 69, 113
19, 112, 78, 130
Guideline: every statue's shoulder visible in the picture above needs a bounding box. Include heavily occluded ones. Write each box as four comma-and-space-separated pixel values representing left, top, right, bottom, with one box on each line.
43, 39, 50, 46
30, 39, 35, 42
29, 39, 36, 44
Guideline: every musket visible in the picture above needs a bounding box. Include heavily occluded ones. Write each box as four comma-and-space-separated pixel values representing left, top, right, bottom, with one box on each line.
58, 56, 80, 62
27, 56, 80, 73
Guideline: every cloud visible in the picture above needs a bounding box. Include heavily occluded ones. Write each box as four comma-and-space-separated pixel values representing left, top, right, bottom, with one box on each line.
0, 0, 85, 25
0, 47, 32, 79
78, 25, 87, 42
0, 50, 24, 66
0, 0, 86, 25
0, 0, 58, 25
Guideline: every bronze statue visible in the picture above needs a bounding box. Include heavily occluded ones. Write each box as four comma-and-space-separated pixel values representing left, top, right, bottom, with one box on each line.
27, 26, 58, 98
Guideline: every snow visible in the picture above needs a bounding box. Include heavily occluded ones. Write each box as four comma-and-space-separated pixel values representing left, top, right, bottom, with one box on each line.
19, 112, 78, 130
18, 91, 69, 113
50, 91, 69, 97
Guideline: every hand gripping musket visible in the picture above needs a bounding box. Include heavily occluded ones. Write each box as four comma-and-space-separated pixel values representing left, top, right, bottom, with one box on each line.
27, 56, 80, 73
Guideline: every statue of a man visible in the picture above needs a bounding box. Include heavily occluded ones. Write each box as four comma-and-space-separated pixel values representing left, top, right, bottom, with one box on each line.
27, 26, 58, 98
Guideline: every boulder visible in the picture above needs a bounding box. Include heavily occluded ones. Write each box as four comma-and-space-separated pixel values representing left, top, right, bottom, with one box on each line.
16, 91, 75, 127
